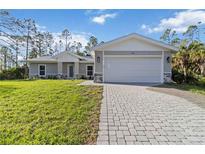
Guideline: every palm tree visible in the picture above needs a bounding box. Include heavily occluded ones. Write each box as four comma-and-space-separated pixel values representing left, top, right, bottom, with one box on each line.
189, 42, 205, 76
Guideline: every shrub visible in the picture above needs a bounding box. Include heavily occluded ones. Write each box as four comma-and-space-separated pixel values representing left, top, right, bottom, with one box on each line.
47, 75, 58, 79
0, 67, 27, 80
172, 69, 198, 84
80, 75, 86, 79
172, 69, 184, 84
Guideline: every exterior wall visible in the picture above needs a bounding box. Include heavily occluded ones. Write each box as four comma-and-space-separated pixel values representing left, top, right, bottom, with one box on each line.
29, 63, 57, 77
164, 51, 172, 72
57, 62, 63, 75
29, 62, 95, 79
98, 38, 168, 51
29, 63, 38, 77
79, 63, 94, 78
94, 51, 103, 82
163, 51, 172, 82
94, 51, 103, 73
104, 51, 162, 55
62, 63, 68, 76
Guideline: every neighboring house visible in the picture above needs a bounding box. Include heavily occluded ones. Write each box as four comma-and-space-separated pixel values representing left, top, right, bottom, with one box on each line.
93, 33, 178, 83
28, 52, 94, 79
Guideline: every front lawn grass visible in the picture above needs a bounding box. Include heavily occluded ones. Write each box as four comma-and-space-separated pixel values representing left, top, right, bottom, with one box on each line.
159, 78, 205, 95
0, 80, 103, 144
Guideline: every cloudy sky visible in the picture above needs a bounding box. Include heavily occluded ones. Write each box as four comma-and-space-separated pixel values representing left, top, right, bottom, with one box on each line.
9, 9, 205, 46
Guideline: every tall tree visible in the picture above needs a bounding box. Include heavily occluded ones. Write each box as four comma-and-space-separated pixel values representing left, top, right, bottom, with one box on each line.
0, 10, 23, 69
160, 28, 172, 43
0, 46, 15, 70
69, 41, 83, 56
0, 10, 22, 33
59, 40, 63, 53
10, 35, 24, 67
29, 47, 38, 59
44, 32, 54, 55
21, 19, 37, 66
183, 25, 199, 43
61, 29, 71, 51
32, 32, 45, 57
160, 28, 180, 46
54, 42, 59, 54
85, 36, 98, 54
75, 42, 82, 54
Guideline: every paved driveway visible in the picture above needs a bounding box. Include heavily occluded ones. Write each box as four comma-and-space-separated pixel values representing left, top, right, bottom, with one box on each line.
97, 84, 205, 145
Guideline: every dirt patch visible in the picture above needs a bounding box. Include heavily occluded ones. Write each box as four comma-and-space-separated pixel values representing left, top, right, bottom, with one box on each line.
147, 86, 205, 109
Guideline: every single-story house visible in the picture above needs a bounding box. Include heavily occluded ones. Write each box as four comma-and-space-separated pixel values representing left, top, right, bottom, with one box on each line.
28, 33, 178, 83
28, 52, 94, 79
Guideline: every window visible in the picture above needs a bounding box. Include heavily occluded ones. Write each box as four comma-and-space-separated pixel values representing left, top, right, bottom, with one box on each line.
38, 64, 46, 76
87, 65, 93, 76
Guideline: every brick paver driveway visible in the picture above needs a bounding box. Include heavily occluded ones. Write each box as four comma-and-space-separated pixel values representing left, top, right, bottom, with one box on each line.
97, 84, 205, 145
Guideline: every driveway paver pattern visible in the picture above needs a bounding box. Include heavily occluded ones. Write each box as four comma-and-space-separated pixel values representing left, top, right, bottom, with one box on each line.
97, 84, 205, 145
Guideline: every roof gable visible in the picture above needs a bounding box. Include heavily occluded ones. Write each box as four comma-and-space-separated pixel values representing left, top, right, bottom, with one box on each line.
53, 51, 80, 62
94, 33, 178, 52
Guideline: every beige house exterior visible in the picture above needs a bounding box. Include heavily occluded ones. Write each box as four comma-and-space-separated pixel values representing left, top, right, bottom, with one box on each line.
28, 52, 94, 79
93, 33, 178, 83
28, 33, 178, 83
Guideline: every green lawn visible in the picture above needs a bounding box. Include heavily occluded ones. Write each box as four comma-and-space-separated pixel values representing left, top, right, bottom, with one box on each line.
0, 80, 103, 144
159, 78, 205, 95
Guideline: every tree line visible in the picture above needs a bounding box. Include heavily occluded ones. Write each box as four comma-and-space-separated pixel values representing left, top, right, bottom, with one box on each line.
0, 10, 99, 72
160, 22, 205, 83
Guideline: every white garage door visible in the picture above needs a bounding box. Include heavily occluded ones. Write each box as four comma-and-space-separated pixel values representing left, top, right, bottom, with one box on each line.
104, 57, 162, 83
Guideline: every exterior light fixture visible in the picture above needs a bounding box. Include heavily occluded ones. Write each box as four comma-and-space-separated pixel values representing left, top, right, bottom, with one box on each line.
167, 56, 170, 63
97, 56, 100, 63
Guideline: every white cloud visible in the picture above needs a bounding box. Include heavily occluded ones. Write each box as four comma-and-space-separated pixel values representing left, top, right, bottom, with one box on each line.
52, 31, 90, 49
18, 55, 24, 61
85, 9, 107, 15
36, 24, 47, 32
92, 13, 117, 25
71, 32, 90, 47
141, 24, 154, 33
141, 10, 205, 33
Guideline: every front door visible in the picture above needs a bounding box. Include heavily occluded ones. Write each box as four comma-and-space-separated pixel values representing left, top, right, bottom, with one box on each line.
68, 65, 74, 78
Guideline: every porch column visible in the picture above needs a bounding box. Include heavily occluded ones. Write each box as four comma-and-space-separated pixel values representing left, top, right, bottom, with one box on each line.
57, 62, 63, 75
74, 62, 79, 78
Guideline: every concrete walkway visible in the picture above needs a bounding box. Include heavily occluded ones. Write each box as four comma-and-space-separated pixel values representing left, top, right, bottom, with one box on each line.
97, 83, 205, 145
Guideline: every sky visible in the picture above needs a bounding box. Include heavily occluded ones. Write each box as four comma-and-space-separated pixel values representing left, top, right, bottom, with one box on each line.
7, 9, 205, 47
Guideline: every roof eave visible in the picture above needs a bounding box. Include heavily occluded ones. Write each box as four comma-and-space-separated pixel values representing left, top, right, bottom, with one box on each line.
93, 33, 179, 52
27, 59, 57, 62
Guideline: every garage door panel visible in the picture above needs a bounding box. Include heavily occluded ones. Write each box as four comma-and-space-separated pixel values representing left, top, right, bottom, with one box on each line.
104, 57, 161, 83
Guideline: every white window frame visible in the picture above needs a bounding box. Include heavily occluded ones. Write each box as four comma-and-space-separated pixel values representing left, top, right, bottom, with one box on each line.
38, 64, 46, 77
86, 65, 94, 77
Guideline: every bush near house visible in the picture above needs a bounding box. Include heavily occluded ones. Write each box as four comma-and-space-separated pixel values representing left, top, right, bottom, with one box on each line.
0, 67, 27, 80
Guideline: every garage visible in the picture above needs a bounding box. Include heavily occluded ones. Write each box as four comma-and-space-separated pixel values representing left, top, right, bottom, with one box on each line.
104, 56, 162, 83
93, 33, 178, 83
